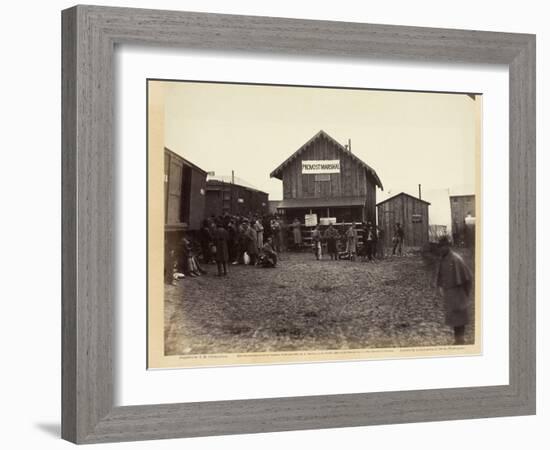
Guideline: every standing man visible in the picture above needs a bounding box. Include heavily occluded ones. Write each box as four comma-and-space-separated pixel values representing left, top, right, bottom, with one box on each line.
345, 222, 358, 261
311, 225, 322, 260
392, 223, 404, 256
262, 215, 272, 241
199, 219, 212, 264
226, 220, 238, 264
214, 221, 229, 276
432, 236, 473, 345
291, 218, 303, 250
271, 217, 283, 254
253, 217, 264, 249
376, 226, 385, 259
364, 221, 376, 261
236, 221, 247, 264
324, 223, 339, 261
243, 220, 259, 265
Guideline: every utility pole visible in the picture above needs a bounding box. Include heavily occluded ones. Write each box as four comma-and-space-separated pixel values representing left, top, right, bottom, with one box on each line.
231, 170, 235, 214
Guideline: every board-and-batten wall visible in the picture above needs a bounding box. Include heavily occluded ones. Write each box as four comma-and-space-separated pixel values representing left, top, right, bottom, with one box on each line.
281, 135, 377, 221
377, 195, 429, 248
164, 149, 207, 231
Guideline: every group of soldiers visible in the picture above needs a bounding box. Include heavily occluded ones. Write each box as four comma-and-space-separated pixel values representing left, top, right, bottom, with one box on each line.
165, 216, 410, 282
199, 214, 284, 275
165, 213, 286, 282
309, 221, 405, 262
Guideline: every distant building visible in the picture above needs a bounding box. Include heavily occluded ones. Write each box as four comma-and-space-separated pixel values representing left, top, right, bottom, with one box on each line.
376, 192, 430, 248
270, 130, 383, 224
205, 175, 269, 218
450, 194, 476, 246
164, 147, 207, 232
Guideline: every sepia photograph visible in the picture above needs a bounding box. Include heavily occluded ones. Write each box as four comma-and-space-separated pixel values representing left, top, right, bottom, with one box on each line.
147, 79, 481, 369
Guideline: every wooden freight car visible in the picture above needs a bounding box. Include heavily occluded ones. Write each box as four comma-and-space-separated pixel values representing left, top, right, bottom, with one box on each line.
164, 147, 207, 232
376, 192, 430, 249
205, 175, 269, 218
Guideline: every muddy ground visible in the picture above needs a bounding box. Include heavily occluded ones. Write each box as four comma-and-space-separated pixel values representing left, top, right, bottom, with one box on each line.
164, 250, 475, 356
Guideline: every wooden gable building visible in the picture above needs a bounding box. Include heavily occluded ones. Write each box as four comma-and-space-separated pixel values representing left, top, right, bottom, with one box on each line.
270, 130, 383, 224
376, 192, 430, 248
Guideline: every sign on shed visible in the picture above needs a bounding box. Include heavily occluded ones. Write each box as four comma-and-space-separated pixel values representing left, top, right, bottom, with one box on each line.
305, 214, 318, 227
301, 160, 341, 174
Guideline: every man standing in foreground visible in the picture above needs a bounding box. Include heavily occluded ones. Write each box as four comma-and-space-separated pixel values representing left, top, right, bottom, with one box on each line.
432, 236, 473, 345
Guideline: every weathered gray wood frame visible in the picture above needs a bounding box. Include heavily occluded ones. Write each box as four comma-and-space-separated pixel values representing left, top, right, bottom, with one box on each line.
62, 5, 536, 444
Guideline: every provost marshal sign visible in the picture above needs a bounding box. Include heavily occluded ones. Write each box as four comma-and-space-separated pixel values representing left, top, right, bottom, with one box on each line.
301, 160, 341, 174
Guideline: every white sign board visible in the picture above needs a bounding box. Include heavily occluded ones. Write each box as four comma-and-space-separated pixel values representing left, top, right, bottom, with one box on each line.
305, 214, 318, 227
320, 217, 337, 225
302, 160, 340, 174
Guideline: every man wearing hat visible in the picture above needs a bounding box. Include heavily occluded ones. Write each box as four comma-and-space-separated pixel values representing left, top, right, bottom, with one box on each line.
243, 220, 259, 265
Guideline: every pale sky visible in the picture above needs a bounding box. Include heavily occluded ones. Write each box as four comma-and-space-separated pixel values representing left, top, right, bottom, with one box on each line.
161, 81, 479, 227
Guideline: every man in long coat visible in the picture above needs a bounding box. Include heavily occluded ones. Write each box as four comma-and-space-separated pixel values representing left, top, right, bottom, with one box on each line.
271, 217, 283, 253
214, 222, 229, 276
244, 221, 259, 265
253, 217, 264, 249
324, 223, 339, 261
433, 236, 473, 345
392, 223, 404, 256
363, 222, 376, 261
345, 222, 358, 261
291, 218, 302, 249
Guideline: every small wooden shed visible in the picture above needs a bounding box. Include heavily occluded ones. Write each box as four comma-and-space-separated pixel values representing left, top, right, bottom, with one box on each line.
376, 192, 430, 248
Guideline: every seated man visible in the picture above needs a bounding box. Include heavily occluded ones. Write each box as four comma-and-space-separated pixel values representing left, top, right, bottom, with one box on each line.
259, 237, 278, 268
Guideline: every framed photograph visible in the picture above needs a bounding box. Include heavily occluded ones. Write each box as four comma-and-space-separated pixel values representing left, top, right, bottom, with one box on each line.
148, 81, 483, 370
62, 5, 535, 444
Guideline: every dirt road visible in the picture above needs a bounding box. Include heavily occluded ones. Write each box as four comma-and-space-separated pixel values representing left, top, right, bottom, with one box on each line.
164, 251, 475, 355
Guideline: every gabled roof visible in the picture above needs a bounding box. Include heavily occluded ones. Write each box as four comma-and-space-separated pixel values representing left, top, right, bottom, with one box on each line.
376, 192, 431, 207
164, 147, 208, 175
269, 130, 383, 189
206, 174, 268, 195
